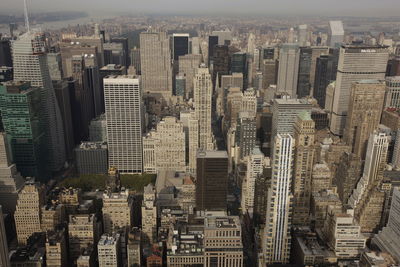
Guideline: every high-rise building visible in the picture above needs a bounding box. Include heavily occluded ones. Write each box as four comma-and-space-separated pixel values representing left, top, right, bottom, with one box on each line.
335, 152, 362, 204
0, 66, 13, 83
0, 132, 24, 214
204, 214, 244, 267
208, 35, 219, 65
236, 112, 257, 159
0, 206, 10, 267
196, 150, 228, 211
343, 80, 386, 159
311, 162, 332, 194
47, 52, 63, 81
194, 66, 213, 150
102, 189, 132, 234
373, 187, 400, 262
98, 233, 121, 267
178, 54, 202, 99
104, 42, 126, 67
313, 49, 339, 108
328, 21, 344, 48
348, 132, 389, 232
142, 184, 157, 243
68, 214, 100, 263
13, 31, 66, 172
104, 75, 142, 173
14, 181, 44, 245
212, 45, 230, 86
271, 98, 312, 138
241, 148, 264, 216
130, 47, 141, 74
292, 112, 315, 226
41, 202, 65, 232
0, 39, 12, 67
385, 76, 400, 109
329, 44, 389, 135
231, 52, 248, 88
172, 33, 189, 61
297, 47, 312, 98
0, 82, 49, 178
262, 134, 294, 264
277, 43, 300, 98
75, 142, 108, 175
212, 30, 232, 46
140, 31, 172, 99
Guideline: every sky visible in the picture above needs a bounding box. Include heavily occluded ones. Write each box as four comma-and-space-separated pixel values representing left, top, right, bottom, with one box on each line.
2, 0, 400, 17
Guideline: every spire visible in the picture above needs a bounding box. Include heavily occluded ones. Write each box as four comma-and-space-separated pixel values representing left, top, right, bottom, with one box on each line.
24, 0, 30, 32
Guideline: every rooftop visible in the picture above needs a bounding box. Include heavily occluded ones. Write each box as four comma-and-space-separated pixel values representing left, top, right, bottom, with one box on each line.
196, 150, 228, 159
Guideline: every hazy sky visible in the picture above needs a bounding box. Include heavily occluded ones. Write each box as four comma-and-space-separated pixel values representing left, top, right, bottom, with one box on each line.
2, 0, 400, 17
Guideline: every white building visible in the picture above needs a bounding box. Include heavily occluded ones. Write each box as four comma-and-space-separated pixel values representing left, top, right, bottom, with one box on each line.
329, 45, 389, 135
104, 75, 142, 173
277, 43, 300, 98
194, 66, 213, 150
12, 30, 66, 171
262, 134, 294, 264
328, 21, 344, 48
98, 233, 121, 267
385, 76, 400, 109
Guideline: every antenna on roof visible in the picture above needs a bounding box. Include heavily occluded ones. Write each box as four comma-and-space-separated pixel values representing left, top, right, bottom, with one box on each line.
24, 0, 30, 32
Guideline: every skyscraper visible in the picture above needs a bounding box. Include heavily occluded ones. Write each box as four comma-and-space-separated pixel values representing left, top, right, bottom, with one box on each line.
277, 43, 300, 98
104, 75, 142, 173
12, 31, 66, 172
231, 52, 248, 89
292, 112, 315, 226
196, 150, 228, 211
0, 39, 12, 67
212, 45, 230, 87
140, 31, 172, 99
343, 80, 386, 159
262, 134, 294, 264
296, 47, 312, 98
0, 82, 49, 178
328, 21, 344, 48
172, 33, 189, 61
236, 112, 257, 159
178, 54, 202, 99
329, 44, 389, 136
194, 66, 213, 150
208, 35, 219, 65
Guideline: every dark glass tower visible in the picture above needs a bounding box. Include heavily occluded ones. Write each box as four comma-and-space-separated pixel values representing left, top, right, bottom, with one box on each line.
172, 34, 189, 61
208, 35, 219, 65
296, 47, 312, 98
196, 150, 228, 211
231, 52, 248, 89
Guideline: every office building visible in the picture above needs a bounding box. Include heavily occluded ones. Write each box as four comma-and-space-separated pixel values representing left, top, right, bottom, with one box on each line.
0, 82, 49, 179
0, 132, 24, 214
47, 52, 63, 81
110, 37, 129, 67
262, 134, 294, 264
271, 98, 312, 138
0, 39, 12, 67
329, 44, 389, 135
130, 47, 140, 74
102, 189, 132, 234
104, 42, 126, 67
236, 112, 257, 159
75, 142, 108, 175
297, 47, 312, 98
323, 209, 366, 259
311, 162, 332, 194
194, 66, 213, 150
292, 112, 315, 226
0, 66, 12, 82
140, 31, 172, 98
212, 30, 232, 46
343, 80, 386, 159
328, 21, 344, 48
127, 228, 141, 267
241, 148, 264, 216
76, 246, 95, 267
373, 187, 400, 262
98, 233, 121, 267
142, 117, 186, 172
41, 202, 65, 232
309, 46, 330, 89
208, 35, 219, 65
142, 184, 157, 243
14, 181, 44, 245
385, 76, 400, 109
204, 214, 244, 267
335, 152, 362, 204
13, 31, 66, 172
277, 43, 300, 98
172, 33, 189, 61
178, 54, 202, 98
0, 206, 10, 267
212, 45, 230, 86
231, 52, 248, 88
68, 214, 100, 262
311, 189, 342, 229
313, 50, 339, 108
10, 233, 46, 266
175, 74, 185, 97
104, 75, 142, 173
45, 229, 68, 267
196, 150, 228, 211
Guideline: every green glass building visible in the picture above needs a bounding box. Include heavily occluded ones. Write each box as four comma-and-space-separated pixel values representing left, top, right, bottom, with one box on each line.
0, 81, 49, 179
